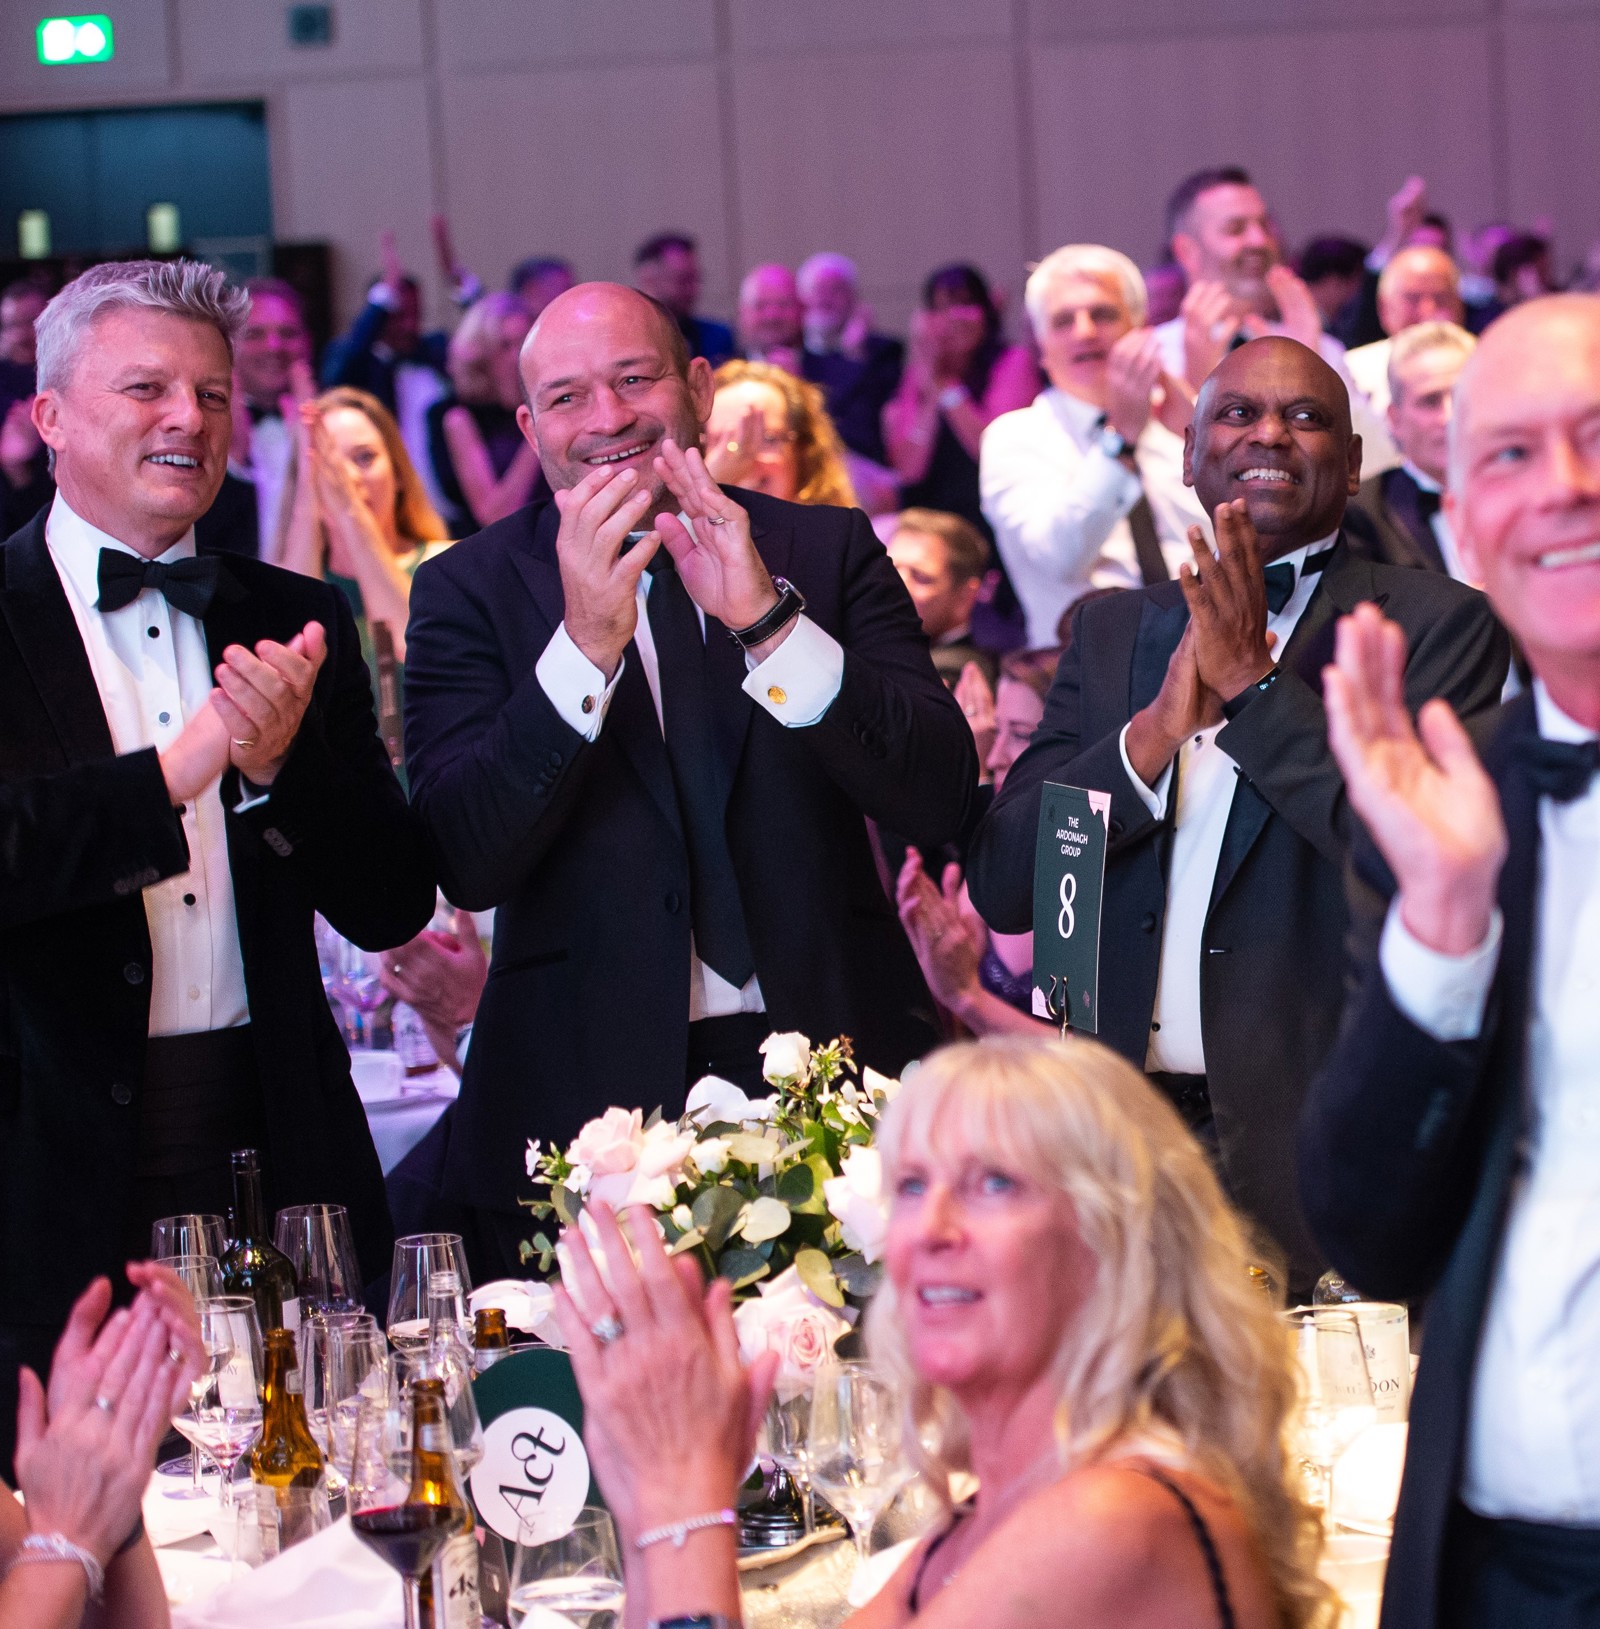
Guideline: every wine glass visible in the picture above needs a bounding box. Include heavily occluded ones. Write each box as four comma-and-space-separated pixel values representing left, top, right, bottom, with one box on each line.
163, 1253, 225, 1301
274, 1204, 364, 1315
508, 1506, 624, 1627
1283, 1307, 1379, 1514
387, 1347, 485, 1481
753, 1385, 817, 1541
152, 1213, 229, 1261
387, 1233, 472, 1352
318, 920, 386, 1050
806, 1362, 913, 1572
173, 1297, 265, 1519
325, 1316, 389, 1489
348, 1395, 462, 1629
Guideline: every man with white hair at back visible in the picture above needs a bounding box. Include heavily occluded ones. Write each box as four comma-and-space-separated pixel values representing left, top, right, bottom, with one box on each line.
797, 251, 904, 469
979, 244, 1208, 647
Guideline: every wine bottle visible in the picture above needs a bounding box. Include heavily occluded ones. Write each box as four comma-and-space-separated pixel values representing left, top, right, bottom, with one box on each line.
473, 1308, 511, 1373
250, 1326, 326, 1490
219, 1149, 299, 1332
410, 1377, 481, 1629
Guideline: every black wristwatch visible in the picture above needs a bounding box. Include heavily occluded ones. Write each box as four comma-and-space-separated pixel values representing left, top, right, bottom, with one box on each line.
649, 1618, 742, 1629
1096, 423, 1134, 460
726, 577, 806, 651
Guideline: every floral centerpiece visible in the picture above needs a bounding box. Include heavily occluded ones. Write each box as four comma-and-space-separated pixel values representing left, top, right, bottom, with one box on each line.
521, 1033, 900, 1395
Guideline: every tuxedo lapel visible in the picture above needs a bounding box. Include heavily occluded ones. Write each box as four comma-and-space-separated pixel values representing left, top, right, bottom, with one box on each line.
1129, 589, 1189, 715
1211, 537, 1383, 909
509, 502, 567, 635
0, 513, 116, 766
1382, 468, 1447, 573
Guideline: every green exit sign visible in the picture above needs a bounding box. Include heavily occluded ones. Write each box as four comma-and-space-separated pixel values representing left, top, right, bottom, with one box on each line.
37, 14, 114, 64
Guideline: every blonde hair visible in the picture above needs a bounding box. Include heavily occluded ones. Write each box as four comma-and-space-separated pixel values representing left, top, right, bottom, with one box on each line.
867, 1036, 1329, 1629
447, 291, 531, 407
710, 359, 857, 508
275, 387, 447, 561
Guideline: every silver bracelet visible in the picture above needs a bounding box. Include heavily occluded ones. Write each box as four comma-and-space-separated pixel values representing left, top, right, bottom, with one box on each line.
10, 1533, 105, 1603
633, 1508, 738, 1552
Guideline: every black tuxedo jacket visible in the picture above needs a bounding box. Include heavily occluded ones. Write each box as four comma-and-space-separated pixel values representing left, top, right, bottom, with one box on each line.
403, 490, 976, 1213
1349, 468, 1448, 574
1300, 695, 1554, 1629
803, 336, 904, 465
966, 537, 1509, 1286
0, 510, 436, 1337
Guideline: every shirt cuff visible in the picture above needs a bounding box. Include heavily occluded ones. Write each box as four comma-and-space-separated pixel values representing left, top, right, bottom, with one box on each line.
1118, 720, 1172, 819
741, 614, 844, 727
536, 623, 622, 741
1378, 899, 1502, 1042
233, 781, 272, 814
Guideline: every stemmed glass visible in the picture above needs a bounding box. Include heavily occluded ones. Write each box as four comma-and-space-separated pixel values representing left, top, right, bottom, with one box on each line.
326, 1316, 390, 1490
317, 917, 386, 1049
386, 1233, 472, 1352
348, 1396, 461, 1629
1283, 1307, 1380, 1515
508, 1505, 624, 1627
172, 1297, 265, 1519
274, 1204, 364, 1315
759, 1386, 819, 1538
386, 1348, 485, 1481
162, 1253, 225, 1301
806, 1362, 913, 1573
152, 1214, 229, 1262
297, 1310, 383, 1490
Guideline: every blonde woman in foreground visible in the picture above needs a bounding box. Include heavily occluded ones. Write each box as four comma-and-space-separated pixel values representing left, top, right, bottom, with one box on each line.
555, 1034, 1329, 1628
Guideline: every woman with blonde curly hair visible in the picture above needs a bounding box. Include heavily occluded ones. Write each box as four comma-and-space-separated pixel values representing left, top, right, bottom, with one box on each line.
703, 358, 857, 508
552, 1034, 1330, 1629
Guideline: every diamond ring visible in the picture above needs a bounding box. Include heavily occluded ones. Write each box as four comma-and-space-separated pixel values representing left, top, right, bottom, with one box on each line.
95, 1395, 114, 1415
590, 1313, 624, 1346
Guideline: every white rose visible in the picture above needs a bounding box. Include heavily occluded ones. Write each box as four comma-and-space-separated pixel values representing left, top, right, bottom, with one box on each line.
823, 1145, 888, 1264
686, 1075, 758, 1127
733, 1265, 856, 1401
592, 1120, 695, 1211
760, 1032, 813, 1084
863, 1066, 902, 1105
671, 1204, 694, 1232
692, 1136, 731, 1177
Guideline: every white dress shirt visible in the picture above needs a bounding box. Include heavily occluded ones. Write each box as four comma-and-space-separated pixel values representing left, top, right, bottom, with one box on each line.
1153, 317, 1399, 478
536, 540, 845, 1021
244, 412, 292, 565
1117, 538, 1331, 1074
1380, 682, 1600, 1523
45, 495, 251, 1037
1401, 461, 1470, 584
980, 388, 1209, 648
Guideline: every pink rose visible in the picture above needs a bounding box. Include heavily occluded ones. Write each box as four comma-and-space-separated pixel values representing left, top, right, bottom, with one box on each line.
733, 1266, 856, 1401
568, 1107, 643, 1182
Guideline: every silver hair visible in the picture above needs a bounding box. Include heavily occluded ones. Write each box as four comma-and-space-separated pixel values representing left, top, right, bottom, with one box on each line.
1388, 319, 1476, 409
1024, 244, 1148, 340
796, 251, 858, 298
1376, 244, 1459, 311
35, 258, 249, 393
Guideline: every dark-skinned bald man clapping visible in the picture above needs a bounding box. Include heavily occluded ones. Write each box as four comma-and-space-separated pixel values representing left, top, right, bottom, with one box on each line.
967, 337, 1509, 1294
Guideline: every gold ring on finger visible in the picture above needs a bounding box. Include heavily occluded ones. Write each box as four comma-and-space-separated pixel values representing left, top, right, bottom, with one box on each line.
232, 738, 258, 748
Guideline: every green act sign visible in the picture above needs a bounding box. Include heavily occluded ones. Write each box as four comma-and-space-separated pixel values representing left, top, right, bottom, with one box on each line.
37, 14, 114, 64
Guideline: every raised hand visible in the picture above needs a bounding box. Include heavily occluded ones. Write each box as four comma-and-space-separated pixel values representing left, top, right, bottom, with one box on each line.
1123, 621, 1224, 787
1180, 280, 1241, 389
553, 464, 661, 677
379, 229, 406, 294
1324, 602, 1506, 954
1103, 329, 1164, 446
953, 660, 996, 765
1265, 264, 1327, 351
1180, 500, 1275, 700
1153, 369, 1197, 438
1383, 176, 1428, 256
1, 395, 42, 485
896, 853, 986, 1009
653, 438, 786, 649
209, 620, 329, 787
702, 401, 767, 488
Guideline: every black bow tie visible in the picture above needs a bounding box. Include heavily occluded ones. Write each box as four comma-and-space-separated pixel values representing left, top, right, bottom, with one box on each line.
1516, 734, 1600, 803
1262, 546, 1335, 615
1414, 484, 1442, 523
96, 549, 230, 619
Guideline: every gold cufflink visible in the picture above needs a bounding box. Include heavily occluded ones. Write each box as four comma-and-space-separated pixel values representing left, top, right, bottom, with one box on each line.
767, 686, 787, 705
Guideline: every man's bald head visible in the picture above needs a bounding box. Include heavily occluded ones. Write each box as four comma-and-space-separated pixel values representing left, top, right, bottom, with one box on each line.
517, 280, 713, 502
1186, 337, 1361, 553
1444, 295, 1600, 687
1377, 245, 1463, 337
737, 263, 802, 355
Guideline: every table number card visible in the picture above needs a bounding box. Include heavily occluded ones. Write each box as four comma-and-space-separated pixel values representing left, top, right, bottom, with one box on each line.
1031, 782, 1111, 1034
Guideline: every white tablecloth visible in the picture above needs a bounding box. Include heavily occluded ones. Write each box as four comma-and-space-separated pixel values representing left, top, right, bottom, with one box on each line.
359, 1064, 459, 1174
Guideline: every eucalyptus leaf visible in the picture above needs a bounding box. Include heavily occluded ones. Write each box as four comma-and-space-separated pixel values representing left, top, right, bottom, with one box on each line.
833, 1252, 882, 1298
667, 1227, 705, 1255
725, 1131, 781, 1168
776, 1162, 815, 1206
717, 1247, 771, 1290
551, 1184, 581, 1227
739, 1195, 793, 1244
795, 1246, 845, 1308
692, 1184, 746, 1252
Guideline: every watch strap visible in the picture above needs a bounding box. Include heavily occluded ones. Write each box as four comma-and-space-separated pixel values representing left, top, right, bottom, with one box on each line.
726, 577, 806, 650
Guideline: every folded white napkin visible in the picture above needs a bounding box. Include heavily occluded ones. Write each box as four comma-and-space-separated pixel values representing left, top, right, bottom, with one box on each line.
469, 1278, 556, 1338
172, 1515, 402, 1629
1333, 1421, 1408, 1535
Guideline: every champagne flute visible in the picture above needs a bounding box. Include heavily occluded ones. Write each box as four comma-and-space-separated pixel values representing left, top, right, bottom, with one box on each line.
386, 1233, 471, 1352
806, 1362, 913, 1572
274, 1203, 364, 1315
508, 1506, 624, 1627
173, 1297, 265, 1519
152, 1213, 229, 1261
1283, 1307, 1380, 1515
